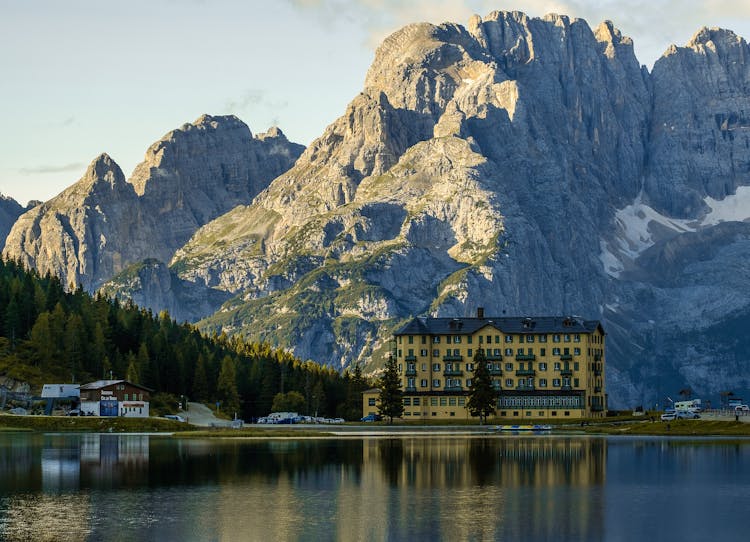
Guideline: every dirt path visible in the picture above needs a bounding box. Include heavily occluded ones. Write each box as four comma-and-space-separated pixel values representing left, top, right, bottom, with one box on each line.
183, 402, 231, 427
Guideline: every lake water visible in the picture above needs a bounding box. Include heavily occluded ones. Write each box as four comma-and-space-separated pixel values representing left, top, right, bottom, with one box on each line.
0, 432, 748, 541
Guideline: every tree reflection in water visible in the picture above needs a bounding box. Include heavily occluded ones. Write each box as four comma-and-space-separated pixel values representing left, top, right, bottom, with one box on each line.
1, 433, 747, 542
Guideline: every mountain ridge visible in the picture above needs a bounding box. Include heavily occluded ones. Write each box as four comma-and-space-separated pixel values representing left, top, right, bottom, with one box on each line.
4, 11, 750, 406
3, 115, 304, 291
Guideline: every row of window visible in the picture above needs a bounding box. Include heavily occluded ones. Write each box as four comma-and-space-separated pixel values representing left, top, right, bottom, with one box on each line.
404, 410, 577, 417
401, 361, 581, 373
367, 398, 590, 413
401, 347, 584, 358
402, 333, 588, 345
405, 377, 503, 389
504, 377, 578, 388
502, 411, 574, 417
403, 396, 467, 407
404, 377, 580, 389
499, 395, 583, 408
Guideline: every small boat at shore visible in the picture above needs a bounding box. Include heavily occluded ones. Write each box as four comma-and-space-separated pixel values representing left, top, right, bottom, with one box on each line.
495, 424, 552, 432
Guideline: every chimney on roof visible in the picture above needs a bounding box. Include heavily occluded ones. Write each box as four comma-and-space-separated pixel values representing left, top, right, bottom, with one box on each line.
477, 307, 484, 319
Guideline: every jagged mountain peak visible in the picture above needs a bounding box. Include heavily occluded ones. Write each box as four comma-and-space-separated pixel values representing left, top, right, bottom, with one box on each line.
82, 152, 127, 189
594, 20, 632, 46
131, 114, 254, 196
3, 114, 304, 292
660, 26, 748, 63
256, 126, 287, 141
38, 153, 132, 207
687, 26, 745, 50
267, 8, 647, 233
646, 22, 750, 218
191, 113, 247, 130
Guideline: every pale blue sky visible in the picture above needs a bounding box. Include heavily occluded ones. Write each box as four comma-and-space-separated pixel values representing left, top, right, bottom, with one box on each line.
1, 0, 749, 206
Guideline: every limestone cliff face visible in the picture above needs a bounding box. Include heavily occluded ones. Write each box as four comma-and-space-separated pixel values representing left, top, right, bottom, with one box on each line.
173, 13, 648, 369
3, 154, 144, 289
98, 259, 231, 323
3, 115, 304, 292
172, 12, 750, 405
128, 115, 304, 253
0, 193, 25, 252
646, 28, 750, 217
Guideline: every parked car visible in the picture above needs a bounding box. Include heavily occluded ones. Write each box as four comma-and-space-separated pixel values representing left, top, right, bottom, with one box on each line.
660, 411, 677, 421
67, 409, 81, 416
163, 414, 186, 422
676, 411, 700, 419
361, 414, 381, 422
735, 405, 750, 412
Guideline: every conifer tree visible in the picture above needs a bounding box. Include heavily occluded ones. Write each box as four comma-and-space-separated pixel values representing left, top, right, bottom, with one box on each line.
467, 350, 497, 424
136, 343, 152, 386
64, 313, 85, 382
377, 354, 403, 424
341, 364, 369, 420
311, 380, 326, 417
102, 355, 113, 380
30, 312, 54, 370
89, 322, 108, 377
192, 353, 209, 401
217, 355, 240, 416
125, 352, 140, 383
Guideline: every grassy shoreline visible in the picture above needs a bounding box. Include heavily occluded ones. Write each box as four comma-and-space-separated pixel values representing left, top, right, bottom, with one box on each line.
2, 414, 749, 438
0, 413, 191, 433
567, 419, 750, 436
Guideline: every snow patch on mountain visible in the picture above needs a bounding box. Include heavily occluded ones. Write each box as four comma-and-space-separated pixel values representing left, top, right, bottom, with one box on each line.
601, 187, 750, 278
703, 186, 750, 226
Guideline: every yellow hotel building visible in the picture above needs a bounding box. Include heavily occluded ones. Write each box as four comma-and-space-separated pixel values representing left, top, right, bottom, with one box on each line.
363, 309, 606, 420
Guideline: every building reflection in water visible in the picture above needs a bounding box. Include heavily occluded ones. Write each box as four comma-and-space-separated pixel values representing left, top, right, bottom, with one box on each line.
210, 436, 606, 541
354, 436, 607, 541
80, 433, 149, 487
0, 433, 151, 541
1, 434, 607, 541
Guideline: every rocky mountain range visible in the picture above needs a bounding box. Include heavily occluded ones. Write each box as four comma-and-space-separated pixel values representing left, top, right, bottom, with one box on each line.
3, 115, 304, 303
4, 11, 750, 406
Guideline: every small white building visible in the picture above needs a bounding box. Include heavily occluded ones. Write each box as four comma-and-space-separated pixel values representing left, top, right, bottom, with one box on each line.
79, 380, 152, 418
41, 384, 80, 399
40, 384, 81, 415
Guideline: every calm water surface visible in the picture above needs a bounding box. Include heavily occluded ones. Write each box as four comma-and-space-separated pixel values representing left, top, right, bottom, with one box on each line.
0, 432, 748, 541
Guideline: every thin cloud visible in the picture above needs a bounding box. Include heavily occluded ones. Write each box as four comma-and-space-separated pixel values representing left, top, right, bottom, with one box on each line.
225, 89, 289, 113
19, 162, 84, 175
288, 0, 325, 7
285, 0, 750, 65
226, 89, 265, 110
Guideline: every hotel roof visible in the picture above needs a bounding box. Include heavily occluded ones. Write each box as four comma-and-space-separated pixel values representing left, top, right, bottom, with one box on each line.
395, 316, 603, 336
